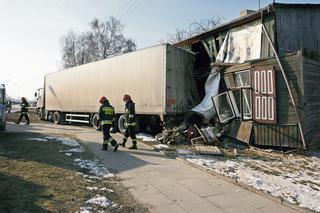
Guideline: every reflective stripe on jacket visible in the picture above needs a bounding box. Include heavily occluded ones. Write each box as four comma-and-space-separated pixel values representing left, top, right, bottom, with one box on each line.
98, 101, 115, 125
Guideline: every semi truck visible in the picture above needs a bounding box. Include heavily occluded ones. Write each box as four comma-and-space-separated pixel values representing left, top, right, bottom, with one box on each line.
0, 84, 6, 130
35, 44, 199, 132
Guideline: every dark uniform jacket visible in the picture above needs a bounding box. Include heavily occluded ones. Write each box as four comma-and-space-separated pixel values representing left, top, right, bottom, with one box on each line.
125, 100, 136, 126
98, 101, 115, 125
20, 101, 29, 114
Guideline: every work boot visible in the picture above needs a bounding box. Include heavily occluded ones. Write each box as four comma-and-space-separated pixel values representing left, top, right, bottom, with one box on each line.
113, 144, 119, 152
101, 144, 108, 151
128, 145, 137, 150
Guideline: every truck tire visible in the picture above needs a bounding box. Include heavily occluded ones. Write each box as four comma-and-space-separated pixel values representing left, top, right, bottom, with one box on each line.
52, 111, 62, 124
37, 108, 44, 120
149, 116, 163, 133
118, 115, 127, 134
91, 114, 100, 130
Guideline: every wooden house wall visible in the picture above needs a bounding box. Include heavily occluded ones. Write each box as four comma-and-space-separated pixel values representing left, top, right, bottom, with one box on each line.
302, 56, 320, 148
261, 13, 276, 58
251, 54, 303, 124
275, 6, 320, 55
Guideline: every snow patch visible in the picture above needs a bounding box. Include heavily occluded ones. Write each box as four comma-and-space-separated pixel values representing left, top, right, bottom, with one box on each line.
27, 138, 48, 142
181, 153, 320, 212
65, 153, 72, 157
60, 147, 85, 153
74, 158, 114, 178
136, 133, 157, 142
85, 194, 112, 207
86, 187, 98, 191
154, 144, 170, 150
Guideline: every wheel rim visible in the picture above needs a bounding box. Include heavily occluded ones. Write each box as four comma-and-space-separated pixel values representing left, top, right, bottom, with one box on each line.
53, 112, 60, 124
118, 115, 126, 134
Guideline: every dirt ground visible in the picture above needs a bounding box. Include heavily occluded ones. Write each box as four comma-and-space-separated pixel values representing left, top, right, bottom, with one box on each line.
6, 108, 42, 124
0, 132, 148, 213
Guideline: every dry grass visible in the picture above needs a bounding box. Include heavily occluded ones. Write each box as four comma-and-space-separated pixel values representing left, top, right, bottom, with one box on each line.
0, 132, 148, 213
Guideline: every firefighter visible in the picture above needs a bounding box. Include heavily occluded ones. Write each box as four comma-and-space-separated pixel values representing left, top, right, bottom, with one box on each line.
15, 97, 30, 125
98, 96, 119, 151
121, 94, 137, 149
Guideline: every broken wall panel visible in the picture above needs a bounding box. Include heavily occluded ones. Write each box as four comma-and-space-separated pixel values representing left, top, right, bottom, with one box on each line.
253, 124, 302, 148
229, 120, 253, 144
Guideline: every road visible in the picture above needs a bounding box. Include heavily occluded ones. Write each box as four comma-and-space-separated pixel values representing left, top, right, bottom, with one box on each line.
5, 122, 299, 213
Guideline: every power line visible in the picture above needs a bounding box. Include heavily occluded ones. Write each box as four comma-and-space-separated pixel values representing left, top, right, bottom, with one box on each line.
123, 0, 150, 25
118, 0, 142, 21
114, 0, 132, 18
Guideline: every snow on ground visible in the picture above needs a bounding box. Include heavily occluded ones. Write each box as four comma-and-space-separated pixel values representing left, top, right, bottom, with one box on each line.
60, 147, 85, 153
44, 136, 80, 147
27, 135, 117, 212
136, 133, 157, 142
85, 194, 112, 207
27, 137, 49, 142
74, 158, 114, 178
179, 151, 320, 212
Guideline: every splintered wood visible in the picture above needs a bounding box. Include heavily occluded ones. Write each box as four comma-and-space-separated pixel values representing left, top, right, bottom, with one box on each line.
195, 145, 222, 156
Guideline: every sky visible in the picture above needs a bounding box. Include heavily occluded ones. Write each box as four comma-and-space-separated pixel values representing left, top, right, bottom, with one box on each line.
0, 0, 319, 100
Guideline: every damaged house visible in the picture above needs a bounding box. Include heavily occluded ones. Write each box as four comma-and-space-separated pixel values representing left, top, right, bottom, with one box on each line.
175, 3, 320, 149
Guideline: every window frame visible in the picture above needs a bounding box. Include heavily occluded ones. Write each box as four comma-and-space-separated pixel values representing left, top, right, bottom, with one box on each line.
212, 91, 236, 124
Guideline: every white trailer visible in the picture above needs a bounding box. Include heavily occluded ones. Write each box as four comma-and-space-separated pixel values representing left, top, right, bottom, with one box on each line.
36, 44, 199, 131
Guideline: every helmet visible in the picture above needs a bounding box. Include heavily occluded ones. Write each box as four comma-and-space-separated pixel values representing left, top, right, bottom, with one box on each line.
99, 96, 107, 104
123, 94, 131, 102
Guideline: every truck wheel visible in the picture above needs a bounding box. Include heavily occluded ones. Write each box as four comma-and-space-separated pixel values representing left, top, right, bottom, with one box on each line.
118, 115, 126, 134
52, 111, 62, 124
91, 114, 100, 130
149, 116, 163, 133
37, 108, 44, 120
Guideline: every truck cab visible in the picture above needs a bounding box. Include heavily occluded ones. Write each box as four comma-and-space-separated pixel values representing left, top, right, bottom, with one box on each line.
35, 88, 45, 119
0, 84, 7, 130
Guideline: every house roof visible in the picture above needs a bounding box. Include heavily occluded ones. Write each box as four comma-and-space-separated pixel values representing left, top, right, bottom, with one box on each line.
175, 3, 320, 47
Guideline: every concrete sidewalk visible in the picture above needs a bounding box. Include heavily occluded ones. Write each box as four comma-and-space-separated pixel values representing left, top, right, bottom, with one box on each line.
6, 122, 298, 213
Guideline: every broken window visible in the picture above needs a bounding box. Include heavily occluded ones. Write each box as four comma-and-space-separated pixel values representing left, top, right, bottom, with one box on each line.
241, 88, 253, 120
212, 92, 235, 123
235, 69, 251, 88
224, 74, 236, 89
224, 69, 252, 120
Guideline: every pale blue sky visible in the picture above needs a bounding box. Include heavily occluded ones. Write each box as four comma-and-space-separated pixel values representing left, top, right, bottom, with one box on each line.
0, 0, 319, 99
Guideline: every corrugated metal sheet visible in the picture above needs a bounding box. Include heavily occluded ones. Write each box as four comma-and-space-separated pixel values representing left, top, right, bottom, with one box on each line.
253, 124, 302, 148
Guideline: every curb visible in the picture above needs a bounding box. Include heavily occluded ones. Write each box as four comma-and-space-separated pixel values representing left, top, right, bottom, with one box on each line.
175, 157, 314, 213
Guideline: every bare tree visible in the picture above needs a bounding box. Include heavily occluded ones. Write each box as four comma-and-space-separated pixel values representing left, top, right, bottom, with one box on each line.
166, 15, 223, 44
60, 31, 77, 68
60, 16, 136, 68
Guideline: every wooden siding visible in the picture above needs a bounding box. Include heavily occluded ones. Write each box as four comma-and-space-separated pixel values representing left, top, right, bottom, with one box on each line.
276, 6, 320, 55
224, 53, 306, 148
261, 13, 276, 58
302, 56, 320, 148
253, 124, 302, 148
